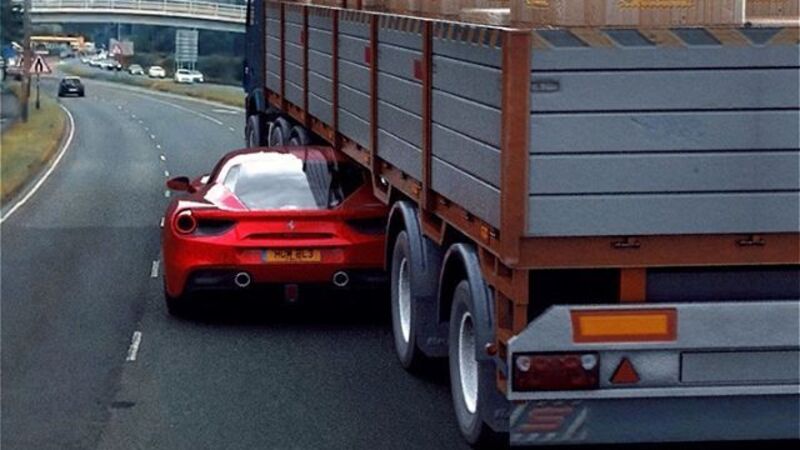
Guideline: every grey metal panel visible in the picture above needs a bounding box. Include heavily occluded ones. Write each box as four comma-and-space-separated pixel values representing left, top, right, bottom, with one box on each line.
529, 152, 800, 194
285, 81, 303, 106
339, 19, 370, 39
432, 124, 500, 188
266, 71, 280, 92
308, 28, 333, 53
308, 50, 332, 78
338, 84, 370, 120
531, 69, 800, 112
378, 72, 421, 115
526, 192, 800, 236
266, 3, 280, 19
285, 42, 303, 66
266, 18, 280, 37
531, 45, 800, 71
379, 27, 422, 50
308, 12, 332, 31
309, 92, 333, 126
433, 55, 502, 109
339, 108, 370, 149
267, 35, 281, 56
286, 23, 303, 44
378, 101, 421, 148
433, 39, 502, 68
377, 130, 422, 180
433, 90, 501, 147
338, 60, 370, 93
309, 72, 332, 102
285, 7, 302, 25
681, 351, 799, 384
266, 54, 281, 77
529, 110, 800, 153
378, 43, 421, 82
338, 34, 369, 65
285, 61, 303, 86
433, 157, 501, 227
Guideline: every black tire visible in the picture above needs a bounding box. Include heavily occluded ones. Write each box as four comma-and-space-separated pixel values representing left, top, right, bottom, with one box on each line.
268, 117, 291, 147
390, 231, 427, 371
449, 280, 503, 448
288, 125, 311, 146
164, 290, 190, 317
245, 114, 265, 147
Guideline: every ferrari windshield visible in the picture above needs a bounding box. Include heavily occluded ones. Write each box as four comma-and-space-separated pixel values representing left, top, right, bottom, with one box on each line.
220, 150, 361, 211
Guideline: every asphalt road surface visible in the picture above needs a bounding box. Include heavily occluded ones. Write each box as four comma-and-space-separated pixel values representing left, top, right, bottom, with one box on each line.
1, 76, 468, 450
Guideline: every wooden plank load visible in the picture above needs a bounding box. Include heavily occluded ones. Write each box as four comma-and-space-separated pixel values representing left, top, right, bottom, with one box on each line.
746, 0, 800, 25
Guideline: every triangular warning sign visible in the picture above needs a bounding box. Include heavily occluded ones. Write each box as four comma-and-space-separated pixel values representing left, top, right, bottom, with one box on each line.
30, 55, 51, 74
610, 358, 640, 384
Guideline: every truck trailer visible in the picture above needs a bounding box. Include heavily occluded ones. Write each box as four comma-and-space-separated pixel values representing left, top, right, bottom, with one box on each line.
242, 0, 800, 446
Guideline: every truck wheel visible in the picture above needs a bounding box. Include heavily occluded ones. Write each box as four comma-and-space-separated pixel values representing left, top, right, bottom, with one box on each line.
390, 231, 426, 370
245, 114, 265, 147
268, 117, 291, 147
449, 280, 502, 447
288, 125, 311, 146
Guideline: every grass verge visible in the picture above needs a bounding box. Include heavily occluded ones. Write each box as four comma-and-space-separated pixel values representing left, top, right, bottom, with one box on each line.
1, 82, 68, 204
62, 64, 245, 108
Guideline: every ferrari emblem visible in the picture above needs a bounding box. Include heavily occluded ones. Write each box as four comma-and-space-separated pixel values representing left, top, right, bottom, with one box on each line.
287, 221, 296, 231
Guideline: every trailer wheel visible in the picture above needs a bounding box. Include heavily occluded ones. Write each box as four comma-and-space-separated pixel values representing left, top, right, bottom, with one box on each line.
245, 114, 265, 148
268, 117, 292, 147
390, 231, 426, 370
288, 125, 311, 146
449, 280, 502, 447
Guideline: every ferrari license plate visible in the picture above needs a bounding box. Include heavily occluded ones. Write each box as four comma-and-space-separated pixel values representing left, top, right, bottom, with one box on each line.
264, 249, 321, 263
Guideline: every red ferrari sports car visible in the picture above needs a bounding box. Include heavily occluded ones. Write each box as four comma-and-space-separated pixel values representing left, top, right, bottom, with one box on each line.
162, 146, 388, 315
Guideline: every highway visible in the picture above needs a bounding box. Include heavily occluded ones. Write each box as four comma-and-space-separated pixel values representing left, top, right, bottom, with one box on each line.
1, 76, 468, 450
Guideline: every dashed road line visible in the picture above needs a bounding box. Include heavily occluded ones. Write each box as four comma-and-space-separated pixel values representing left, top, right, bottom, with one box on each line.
164, 170, 170, 177
127, 92, 224, 126
164, 190, 171, 198
150, 260, 160, 278
213, 108, 239, 115
126, 331, 143, 362
156, 144, 162, 150
160, 155, 166, 161
160, 217, 165, 228
228, 126, 236, 132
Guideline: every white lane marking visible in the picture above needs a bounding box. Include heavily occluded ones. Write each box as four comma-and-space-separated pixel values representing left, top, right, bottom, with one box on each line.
126, 331, 143, 362
160, 217, 165, 228
144, 127, 149, 131
160, 155, 166, 161
156, 144, 161, 150
117, 105, 122, 110
138, 120, 143, 124
213, 108, 239, 115
164, 170, 170, 177
228, 126, 236, 132
150, 260, 160, 278
149, 134, 156, 140
164, 190, 171, 198
127, 92, 224, 126
80, 78, 244, 111
1, 105, 76, 223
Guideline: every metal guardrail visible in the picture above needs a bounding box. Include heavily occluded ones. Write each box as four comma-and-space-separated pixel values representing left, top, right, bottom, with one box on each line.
30, 0, 247, 23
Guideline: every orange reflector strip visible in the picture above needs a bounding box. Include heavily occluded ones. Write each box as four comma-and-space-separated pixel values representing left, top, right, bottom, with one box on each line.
571, 309, 677, 343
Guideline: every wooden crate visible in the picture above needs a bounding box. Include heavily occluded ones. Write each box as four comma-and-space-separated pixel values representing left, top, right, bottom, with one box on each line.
511, 0, 747, 27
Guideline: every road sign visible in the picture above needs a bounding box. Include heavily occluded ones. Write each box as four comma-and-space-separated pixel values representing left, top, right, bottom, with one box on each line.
110, 42, 123, 56
30, 55, 51, 74
175, 29, 199, 65
109, 39, 134, 56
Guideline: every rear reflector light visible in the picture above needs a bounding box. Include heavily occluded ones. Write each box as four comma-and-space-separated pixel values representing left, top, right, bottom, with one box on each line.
571, 308, 677, 343
174, 211, 197, 234
513, 353, 599, 391
610, 358, 640, 385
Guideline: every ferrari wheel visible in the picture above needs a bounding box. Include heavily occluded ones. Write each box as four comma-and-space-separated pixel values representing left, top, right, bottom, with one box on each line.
164, 289, 190, 317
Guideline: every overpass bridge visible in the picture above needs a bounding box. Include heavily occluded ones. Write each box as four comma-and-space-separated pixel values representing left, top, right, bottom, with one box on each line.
30, 0, 247, 33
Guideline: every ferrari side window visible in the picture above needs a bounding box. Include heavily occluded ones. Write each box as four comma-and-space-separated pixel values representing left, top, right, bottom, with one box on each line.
223, 165, 241, 191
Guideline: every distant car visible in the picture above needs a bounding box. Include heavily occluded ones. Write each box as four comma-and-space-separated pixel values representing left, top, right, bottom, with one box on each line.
80, 56, 90, 64
128, 64, 144, 75
174, 69, 194, 84
104, 59, 122, 71
161, 146, 387, 315
188, 70, 205, 83
148, 66, 166, 78
58, 77, 85, 97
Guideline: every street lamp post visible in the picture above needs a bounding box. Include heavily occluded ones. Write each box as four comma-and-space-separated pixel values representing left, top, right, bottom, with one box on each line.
21, 0, 33, 122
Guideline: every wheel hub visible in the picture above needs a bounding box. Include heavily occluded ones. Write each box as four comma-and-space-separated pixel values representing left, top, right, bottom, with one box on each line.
397, 258, 411, 343
458, 312, 478, 414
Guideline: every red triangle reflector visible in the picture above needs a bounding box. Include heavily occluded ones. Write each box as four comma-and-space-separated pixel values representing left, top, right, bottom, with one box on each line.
611, 358, 640, 384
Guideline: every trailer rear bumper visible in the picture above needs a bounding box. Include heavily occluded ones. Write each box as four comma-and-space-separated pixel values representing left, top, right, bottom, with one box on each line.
510, 393, 800, 446
506, 301, 800, 445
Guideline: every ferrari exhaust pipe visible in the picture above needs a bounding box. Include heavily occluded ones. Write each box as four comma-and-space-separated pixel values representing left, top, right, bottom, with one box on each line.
234, 272, 252, 288
332, 271, 349, 288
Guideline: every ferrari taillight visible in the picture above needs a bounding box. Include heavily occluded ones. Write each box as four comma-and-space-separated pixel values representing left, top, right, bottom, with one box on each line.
174, 211, 197, 234
513, 353, 599, 391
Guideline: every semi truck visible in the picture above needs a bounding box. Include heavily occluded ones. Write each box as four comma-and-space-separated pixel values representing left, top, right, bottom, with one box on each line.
241, 0, 800, 446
